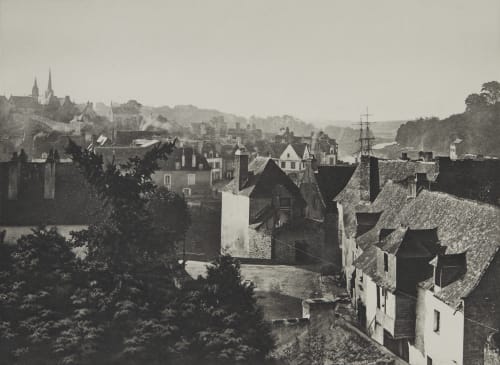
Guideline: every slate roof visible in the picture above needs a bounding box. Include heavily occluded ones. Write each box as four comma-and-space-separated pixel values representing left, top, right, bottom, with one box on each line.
268, 143, 287, 159
222, 157, 304, 201
355, 181, 500, 307
353, 245, 378, 278
9, 96, 39, 109
95, 145, 210, 171
377, 226, 438, 257
314, 165, 356, 205
291, 143, 308, 158
335, 159, 437, 239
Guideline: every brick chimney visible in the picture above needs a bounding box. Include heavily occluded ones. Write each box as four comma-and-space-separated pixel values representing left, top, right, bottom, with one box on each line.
8, 152, 21, 200
192, 150, 197, 168
234, 148, 249, 191
359, 155, 380, 202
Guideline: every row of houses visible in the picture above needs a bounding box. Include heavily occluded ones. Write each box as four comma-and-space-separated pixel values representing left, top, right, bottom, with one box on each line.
220, 148, 355, 264
334, 156, 500, 365
219, 150, 500, 364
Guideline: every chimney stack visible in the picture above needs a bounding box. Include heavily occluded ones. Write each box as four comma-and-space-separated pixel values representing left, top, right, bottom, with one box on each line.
234, 148, 249, 191
359, 155, 380, 202
192, 150, 197, 168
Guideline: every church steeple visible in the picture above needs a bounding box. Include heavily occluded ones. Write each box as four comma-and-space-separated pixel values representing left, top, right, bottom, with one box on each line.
47, 69, 53, 93
44, 68, 54, 102
32, 77, 39, 99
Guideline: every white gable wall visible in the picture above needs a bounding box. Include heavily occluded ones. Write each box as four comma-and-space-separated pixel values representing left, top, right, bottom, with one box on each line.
221, 191, 250, 257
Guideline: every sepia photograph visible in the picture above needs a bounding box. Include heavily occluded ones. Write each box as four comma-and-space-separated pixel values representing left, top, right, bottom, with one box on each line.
0, 0, 499, 364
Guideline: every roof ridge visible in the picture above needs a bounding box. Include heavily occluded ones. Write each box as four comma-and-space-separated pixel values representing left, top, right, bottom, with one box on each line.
419, 189, 500, 211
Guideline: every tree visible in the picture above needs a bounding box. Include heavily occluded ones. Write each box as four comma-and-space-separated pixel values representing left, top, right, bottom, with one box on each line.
481, 81, 500, 105
0, 141, 275, 365
465, 93, 488, 112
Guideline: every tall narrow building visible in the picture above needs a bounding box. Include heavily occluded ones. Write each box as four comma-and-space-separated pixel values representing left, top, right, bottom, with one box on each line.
31, 77, 39, 100
44, 68, 54, 102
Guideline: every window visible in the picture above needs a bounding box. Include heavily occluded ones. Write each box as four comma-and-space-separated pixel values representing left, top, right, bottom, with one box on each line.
182, 187, 191, 196
427, 356, 433, 365
215, 162, 220, 169
376, 286, 381, 309
281, 161, 286, 169
187, 174, 196, 185
290, 162, 296, 169
287, 153, 290, 158
163, 174, 171, 188
433, 310, 440, 333
384, 253, 389, 272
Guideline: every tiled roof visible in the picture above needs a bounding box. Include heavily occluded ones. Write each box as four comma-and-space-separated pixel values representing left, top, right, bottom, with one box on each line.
268, 143, 287, 159
9, 96, 39, 109
356, 181, 500, 307
291, 143, 307, 158
353, 245, 378, 281
222, 157, 303, 201
377, 226, 438, 257
315, 165, 356, 204
335, 159, 437, 240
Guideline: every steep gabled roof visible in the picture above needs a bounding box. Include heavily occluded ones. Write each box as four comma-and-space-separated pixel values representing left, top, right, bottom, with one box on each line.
315, 165, 356, 203
290, 143, 308, 158
268, 143, 287, 159
335, 159, 437, 240
222, 157, 304, 202
355, 181, 500, 307
377, 226, 438, 257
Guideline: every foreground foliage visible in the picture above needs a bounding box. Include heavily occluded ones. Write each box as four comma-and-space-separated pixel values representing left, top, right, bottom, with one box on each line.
0, 140, 273, 365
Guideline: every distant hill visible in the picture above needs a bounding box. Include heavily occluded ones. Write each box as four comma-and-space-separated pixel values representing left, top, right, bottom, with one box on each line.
395, 82, 500, 157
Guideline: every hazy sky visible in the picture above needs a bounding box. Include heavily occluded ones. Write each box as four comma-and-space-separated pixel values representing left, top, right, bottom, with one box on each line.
0, 0, 499, 122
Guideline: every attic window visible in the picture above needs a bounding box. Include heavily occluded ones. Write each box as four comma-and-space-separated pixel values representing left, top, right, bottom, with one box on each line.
287, 153, 290, 158
383, 253, 389, 272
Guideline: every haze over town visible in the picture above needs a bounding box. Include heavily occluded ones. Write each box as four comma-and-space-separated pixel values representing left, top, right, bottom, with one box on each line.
1, 0, 499, 122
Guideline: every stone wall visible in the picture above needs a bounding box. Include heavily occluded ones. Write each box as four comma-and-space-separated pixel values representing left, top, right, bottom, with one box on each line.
464, 253, 500, 365
248, 226, 272, 260
485, 333, 500, 365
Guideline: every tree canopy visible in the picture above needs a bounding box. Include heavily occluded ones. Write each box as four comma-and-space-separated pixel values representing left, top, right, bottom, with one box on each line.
0, 140, 274, 364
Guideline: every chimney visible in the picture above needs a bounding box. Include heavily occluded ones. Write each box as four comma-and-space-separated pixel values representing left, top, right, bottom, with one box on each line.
234, 148, 249, 191
416, 172, 430, 192
359, 155, 380, 202
44, 154, 56, 199
192, 150, 197, 168
8, 153, 21, 200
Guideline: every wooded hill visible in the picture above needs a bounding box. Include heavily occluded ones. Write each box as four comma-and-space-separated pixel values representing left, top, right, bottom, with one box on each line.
395, 81, 500, 157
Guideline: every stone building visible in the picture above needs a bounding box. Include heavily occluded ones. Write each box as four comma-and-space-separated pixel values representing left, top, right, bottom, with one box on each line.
221, 149, 318, 263
299, 159, 355, 266
0, 151, 100, 242
336, 155, 500, 364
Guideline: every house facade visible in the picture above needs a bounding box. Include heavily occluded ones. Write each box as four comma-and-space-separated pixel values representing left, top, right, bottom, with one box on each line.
0, 152, 100, 242
220, 149, 323, 263
335, 155, 500, 364
152, 147, 212, 200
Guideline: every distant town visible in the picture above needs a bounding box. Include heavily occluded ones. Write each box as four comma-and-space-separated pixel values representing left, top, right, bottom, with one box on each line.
0, 70, 499, 365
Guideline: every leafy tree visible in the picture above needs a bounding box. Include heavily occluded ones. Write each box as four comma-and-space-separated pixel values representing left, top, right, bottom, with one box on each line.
481, 81, 500, 105
465, 93, 487, 112
0, 140, 274, 365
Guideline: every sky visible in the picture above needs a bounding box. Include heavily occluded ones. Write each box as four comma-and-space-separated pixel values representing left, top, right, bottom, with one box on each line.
0, 0, 499, 123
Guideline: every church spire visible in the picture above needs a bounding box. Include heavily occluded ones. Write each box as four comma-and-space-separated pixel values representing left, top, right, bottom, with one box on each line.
47, 68, 53, 93
32, 77, 39, 99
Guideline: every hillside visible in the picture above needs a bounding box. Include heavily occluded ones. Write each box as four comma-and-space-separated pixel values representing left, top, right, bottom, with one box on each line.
396, 96, 500, 157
